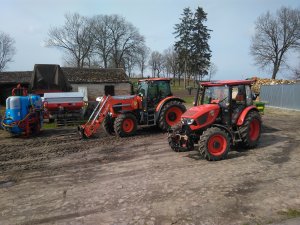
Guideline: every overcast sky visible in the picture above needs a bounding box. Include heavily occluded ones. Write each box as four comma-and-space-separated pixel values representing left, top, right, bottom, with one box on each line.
1, 0, 299, 79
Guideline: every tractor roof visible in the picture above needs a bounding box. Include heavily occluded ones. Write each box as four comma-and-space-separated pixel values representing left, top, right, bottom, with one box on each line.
200, 80, 254, 87
138, 78, 171, 82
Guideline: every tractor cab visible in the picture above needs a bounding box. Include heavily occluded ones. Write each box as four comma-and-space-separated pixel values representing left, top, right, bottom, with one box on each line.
137, 78, 172, 110
196, 80, 255, 125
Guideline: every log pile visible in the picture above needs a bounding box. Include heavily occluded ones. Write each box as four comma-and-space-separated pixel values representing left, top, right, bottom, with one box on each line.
250, 77, 296, 94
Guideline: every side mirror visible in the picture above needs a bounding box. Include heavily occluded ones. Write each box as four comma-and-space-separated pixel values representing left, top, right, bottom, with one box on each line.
252, 93, 258, 101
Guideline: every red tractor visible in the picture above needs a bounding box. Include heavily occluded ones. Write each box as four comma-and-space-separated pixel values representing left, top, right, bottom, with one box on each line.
78, 78, 186, 138
168, 80, 262, 161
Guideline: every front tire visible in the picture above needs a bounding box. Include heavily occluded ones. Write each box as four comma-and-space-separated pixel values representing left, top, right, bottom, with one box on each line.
239, 111, 261, 148
114, 113, 137, 137
102, 115, 115, 135
158, 101, 186, 131
199, 127, 231, 161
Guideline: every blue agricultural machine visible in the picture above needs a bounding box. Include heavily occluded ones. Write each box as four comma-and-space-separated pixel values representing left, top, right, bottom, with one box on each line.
2, 86, 43, 137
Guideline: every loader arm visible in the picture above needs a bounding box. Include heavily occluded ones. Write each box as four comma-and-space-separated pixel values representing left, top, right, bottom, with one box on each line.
78, 95, 111, 138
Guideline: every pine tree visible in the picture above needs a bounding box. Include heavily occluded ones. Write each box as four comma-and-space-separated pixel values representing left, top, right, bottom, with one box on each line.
174, 7, 193, 88
174, 7, 211, 86
191, 7, 211, 80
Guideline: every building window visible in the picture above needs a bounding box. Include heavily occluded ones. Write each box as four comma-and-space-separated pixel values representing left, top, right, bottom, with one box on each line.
105, 85, 115, 96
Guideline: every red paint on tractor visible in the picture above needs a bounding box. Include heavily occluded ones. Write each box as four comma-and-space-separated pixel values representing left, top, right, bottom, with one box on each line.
207, 134, 228, 156
236, 106, 257, 125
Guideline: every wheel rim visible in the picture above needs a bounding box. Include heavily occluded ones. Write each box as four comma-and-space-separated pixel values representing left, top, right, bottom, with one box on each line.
122, 118, 134, 133
249, 119, 260, 141
166, 107, 183, 126
207, 134, 227, 156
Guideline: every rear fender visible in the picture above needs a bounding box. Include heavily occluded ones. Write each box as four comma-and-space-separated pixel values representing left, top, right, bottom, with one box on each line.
237, 106, 259, 126
155, 96, 185, 115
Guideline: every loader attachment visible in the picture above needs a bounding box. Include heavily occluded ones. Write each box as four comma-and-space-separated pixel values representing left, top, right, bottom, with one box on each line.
78, 95, 110, 139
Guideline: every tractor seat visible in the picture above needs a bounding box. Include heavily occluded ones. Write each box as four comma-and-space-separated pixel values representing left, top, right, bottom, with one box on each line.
235, 94, 244, 102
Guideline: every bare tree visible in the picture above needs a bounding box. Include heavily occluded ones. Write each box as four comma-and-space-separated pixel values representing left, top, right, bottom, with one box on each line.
0, 31, 16, 71
251, 7, 300, 79
149, 51, 165, 78
46, 13, 94, 68
290, 61, 300, 79
91, 15, 114, 68
163, 47, 180, 85
136, 46, 150, 78
105, 15, 145, 69
208, 62, 218, 81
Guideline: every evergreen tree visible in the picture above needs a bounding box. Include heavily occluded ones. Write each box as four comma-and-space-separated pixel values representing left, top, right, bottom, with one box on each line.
174, 7, 193, 88
191, 7, 211, 80
174, 7, 211, 86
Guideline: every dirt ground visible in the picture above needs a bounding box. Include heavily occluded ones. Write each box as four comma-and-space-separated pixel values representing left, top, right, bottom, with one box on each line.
0, 108, 300, 225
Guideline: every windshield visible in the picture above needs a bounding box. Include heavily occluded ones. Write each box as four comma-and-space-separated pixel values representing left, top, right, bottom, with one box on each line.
202, 86, 229, 106
137, 81, 148, 97
137, 80, 171, 98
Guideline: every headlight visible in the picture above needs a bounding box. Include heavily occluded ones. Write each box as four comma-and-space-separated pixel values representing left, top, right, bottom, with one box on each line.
181, 118, 195, 125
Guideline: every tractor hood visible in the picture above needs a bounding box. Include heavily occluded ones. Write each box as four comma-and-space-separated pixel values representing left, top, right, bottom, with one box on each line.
182, 104, 220, 119
181, 104, 220, 130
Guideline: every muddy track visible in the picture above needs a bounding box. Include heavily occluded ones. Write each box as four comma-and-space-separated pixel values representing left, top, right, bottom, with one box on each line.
0, 109, 300, 225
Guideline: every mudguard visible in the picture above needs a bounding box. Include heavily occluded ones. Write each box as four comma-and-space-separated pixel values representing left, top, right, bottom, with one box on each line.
155, 96, 185, 115
237, 106, 259, 126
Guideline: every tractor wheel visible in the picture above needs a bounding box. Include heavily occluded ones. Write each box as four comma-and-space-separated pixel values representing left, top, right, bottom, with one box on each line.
102, 115, 115, 135
199, 127, 231, 161
159, 101, 186, 131
239, 110, 262, 148
114, 113, 137, 137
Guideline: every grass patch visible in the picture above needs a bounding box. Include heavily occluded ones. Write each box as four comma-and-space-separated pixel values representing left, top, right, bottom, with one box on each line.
42, 123, 57, 129
278, 208, 300, 219
0, 105, 5, 116
182, 96, 195, 107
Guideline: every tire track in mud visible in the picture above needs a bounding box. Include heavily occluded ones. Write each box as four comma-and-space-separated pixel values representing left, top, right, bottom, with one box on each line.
0, 126, 165, 173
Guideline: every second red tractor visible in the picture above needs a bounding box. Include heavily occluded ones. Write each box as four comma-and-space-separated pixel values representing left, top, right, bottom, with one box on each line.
78, 78, 186, 138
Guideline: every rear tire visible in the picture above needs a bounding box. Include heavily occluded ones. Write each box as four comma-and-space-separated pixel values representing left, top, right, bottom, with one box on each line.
102, 115, 115, 135
158, 101, 186, 131
199, 127, 231, 161
239, 110, 261, 148
114, 113, 137, 137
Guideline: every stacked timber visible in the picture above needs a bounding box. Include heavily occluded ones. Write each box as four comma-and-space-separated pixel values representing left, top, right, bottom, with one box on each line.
249, 77, 296, 94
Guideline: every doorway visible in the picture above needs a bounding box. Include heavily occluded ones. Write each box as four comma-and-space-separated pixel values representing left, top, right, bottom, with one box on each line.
105, 85, 115, 96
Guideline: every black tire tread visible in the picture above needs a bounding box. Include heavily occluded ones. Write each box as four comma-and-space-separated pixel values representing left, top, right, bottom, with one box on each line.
102, 115, 115, 135
239, 110, 262, 148
114, 113, 137, 137
199, 127, 230, 161
158, 101, 186, 131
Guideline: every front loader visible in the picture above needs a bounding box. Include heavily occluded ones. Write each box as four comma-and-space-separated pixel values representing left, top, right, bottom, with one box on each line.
168, 80, 262, 161
78, 78, 186, 138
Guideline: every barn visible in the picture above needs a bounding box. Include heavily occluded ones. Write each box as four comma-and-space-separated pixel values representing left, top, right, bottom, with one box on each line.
62, 67, 132, 100
0, 66, 132, 105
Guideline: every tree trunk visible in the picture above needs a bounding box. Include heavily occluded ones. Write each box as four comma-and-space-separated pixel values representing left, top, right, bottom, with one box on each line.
184, 60, 187, 89
272, 63, 279, 79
